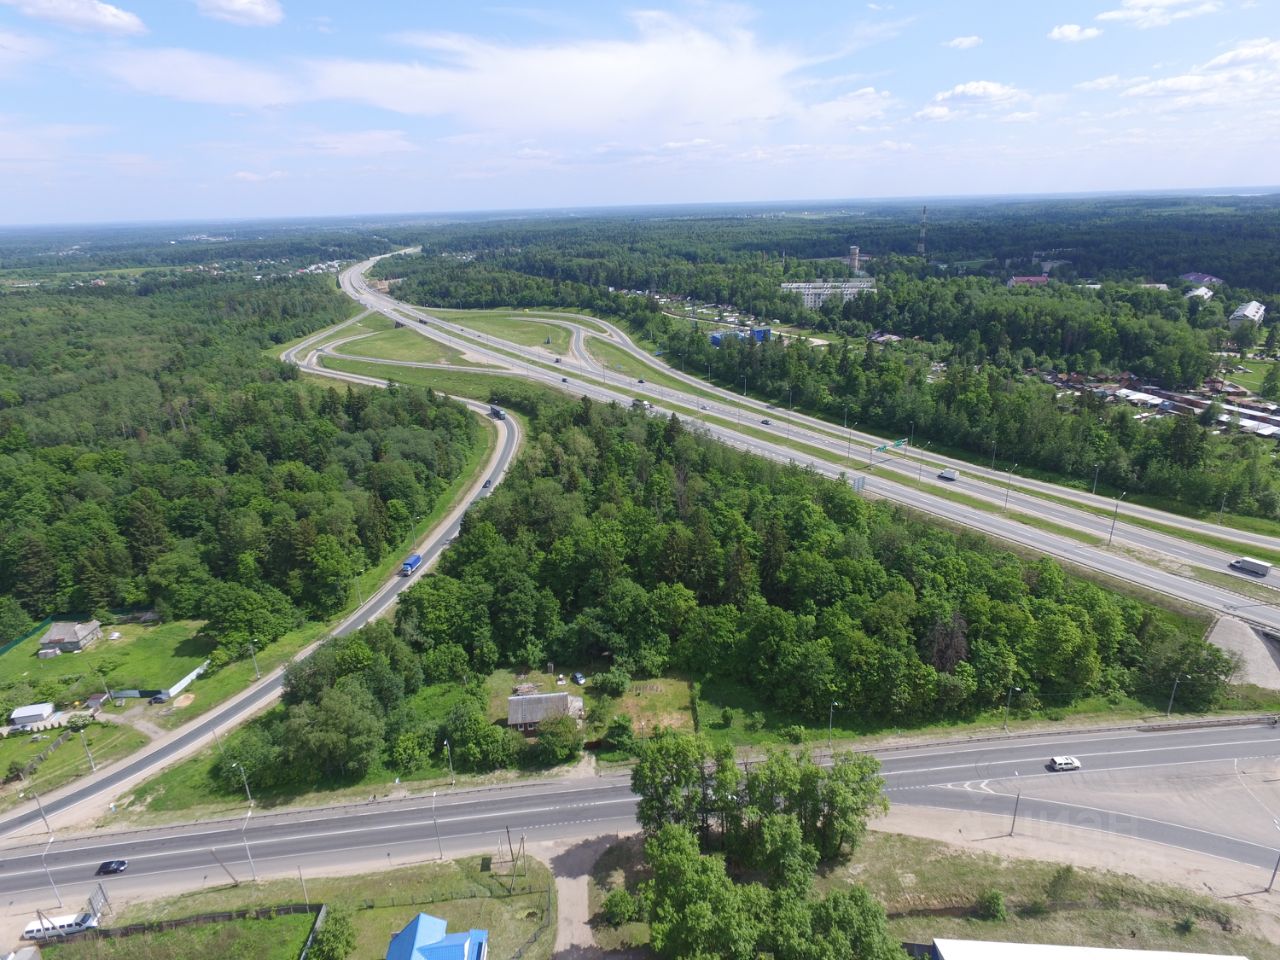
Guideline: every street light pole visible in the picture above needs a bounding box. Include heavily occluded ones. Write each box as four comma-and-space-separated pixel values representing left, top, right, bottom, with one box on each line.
1167, 674, 1189, 717
1108, 491, 1127, 546
1003, 685, 1021, 733
1092, 463, 1101, 496
990, 440, 997, 470
1003, 463, 1018, 511
433, 791, 443, 859
828, 700, 840, 749
1219, 491, 1227, 526
248, 639, 260, 680
42, 833, 63, 907
79, 730, 96, 772
918, 442, 931, 481
444, 740, 455, 786
232, 762, 253, 806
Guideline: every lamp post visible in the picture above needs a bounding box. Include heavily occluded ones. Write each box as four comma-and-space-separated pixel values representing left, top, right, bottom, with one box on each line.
1003, 463, 1018, 511
433, 791, 444, 859
918, 442, 931, 481
828, 700, 840, 749
1003, 685, 1021, 733
1219, 491, 1227, 526
232, 761, 253, 806
443, 740, 455, 786
1166, 674, 1190, 718
843, 405, 852, 461
248, 639, 260, 680
742, 373, 747, 397
1092, 463, 1101, 496
79, 730, 96, 772
990, 440, 997, 470
1108, 491, 1127, 546
42, 833, 63, 908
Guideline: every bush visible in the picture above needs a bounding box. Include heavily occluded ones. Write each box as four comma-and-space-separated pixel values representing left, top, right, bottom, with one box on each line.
310, 906, 356, 960
592, 667, 631, 698
1020, 898, 1049, 918
1175, 917, 1196, 935
67, 714, 92, 733
601, 888, 639, 926
603, 714, 634, 753
531, 714, 584, 766
745, 711, 766, 732
976, 889, 1007, 922
1046, 865, 1075, 901
720, 707, 734, 728
782, 724, 805, 744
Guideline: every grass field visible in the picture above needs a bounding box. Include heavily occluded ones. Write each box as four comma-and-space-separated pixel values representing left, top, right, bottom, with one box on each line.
485, 669, 693, 740
269, 307, 392, 358
1221, 357, 1276, 394
43, 914, 313, 960
431, 306, 611, 336
0, 722, 149, 812
587, 831, 1276, 957
2, 620, 210, 707
112, 856, 555, 960
335, 327, 487, 367
426, 310, 574, 353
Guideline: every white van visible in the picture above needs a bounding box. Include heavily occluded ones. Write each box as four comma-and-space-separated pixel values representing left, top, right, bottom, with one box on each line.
23, 912, 99, 940
938, 468, 959, 482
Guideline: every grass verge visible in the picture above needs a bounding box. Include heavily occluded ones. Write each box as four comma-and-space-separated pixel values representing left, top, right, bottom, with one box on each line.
333, 327, 486, 366
113, 855, 555, 960
2, 722, 150, 812
43, 914, 312, 960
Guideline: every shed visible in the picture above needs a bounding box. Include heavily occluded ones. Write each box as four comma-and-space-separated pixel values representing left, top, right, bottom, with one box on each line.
507, 692, 584, 732
40, 620, 102, 653
9, 703, 55, 727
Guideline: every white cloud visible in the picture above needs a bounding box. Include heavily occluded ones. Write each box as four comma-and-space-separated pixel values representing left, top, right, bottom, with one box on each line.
1049, 24, 1102, 42
806, 86, 893, 127
1096, 0, 1222, 29
914, 104, 953, 121
934, 80, 1027, 104
196, 0, 283, 26
1122, 36, 1280, 108
308, 12, 805, 138
101, 48, 297, 107
304, 129, 417, 157
1001, 111, 1039, 122
1075, 74, 1123, 90
944, 35, 982, 49
233, 169, 285, 181
0, 28, 50, 70
0, 0, 144, 35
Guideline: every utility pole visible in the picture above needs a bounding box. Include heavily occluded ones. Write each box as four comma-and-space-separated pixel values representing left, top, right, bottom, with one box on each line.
31, 786, 51, 833
1009, 787, 1022, 837
210, 848, 239, 886
1003, 686, 1021, 733
1003, 463, 1018, 511
42, 834, 63, 907
444, 740, 455, 786
918, 442, 931, 481
990, 440, 997, 470
1219, 491, 1227, 526
79, 730, 96, 772
828, 700, 840, 750
1108, 491, 1127, 546
1092, 463, 1101, 496
248, 639, 261, 680
1167, 674, 1189, 717
298, 866, 310, 908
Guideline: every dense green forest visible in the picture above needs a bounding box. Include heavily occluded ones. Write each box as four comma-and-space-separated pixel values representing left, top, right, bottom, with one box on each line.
209, 394, 1229, 798
0, 273, 478, 667
374, 198, 1280, 519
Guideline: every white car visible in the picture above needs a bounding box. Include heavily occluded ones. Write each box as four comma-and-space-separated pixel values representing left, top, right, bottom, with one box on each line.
1050, 756, 1081, 771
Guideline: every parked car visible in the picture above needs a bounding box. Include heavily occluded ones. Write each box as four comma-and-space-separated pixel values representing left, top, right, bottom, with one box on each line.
96, 860, 128, 875
1049, 756, 1081, 771
571, 672, 586, 685
149, 694, 168, 705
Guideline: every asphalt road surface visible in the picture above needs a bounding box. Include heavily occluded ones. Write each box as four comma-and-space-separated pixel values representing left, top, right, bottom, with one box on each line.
2, 723, 1278, 915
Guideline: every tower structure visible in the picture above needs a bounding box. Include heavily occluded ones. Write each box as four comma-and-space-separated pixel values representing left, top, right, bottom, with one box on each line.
917, 205, 927, 257
849, 245, 861, 273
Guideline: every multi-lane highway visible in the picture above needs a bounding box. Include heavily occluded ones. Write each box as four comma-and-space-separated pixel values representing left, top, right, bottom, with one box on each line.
2, 723, 1278, 916
332, 254, 1280, 638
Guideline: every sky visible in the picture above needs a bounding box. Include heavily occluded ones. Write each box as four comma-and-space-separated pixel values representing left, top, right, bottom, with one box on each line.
0, 0, 1278, 224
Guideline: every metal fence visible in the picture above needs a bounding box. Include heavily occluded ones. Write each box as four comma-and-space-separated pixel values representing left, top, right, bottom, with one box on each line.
0, 617, 51, 658
53, 903, 320, 945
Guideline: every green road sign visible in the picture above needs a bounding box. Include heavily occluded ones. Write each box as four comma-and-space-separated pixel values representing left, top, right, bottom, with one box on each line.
893, 438, 908, 447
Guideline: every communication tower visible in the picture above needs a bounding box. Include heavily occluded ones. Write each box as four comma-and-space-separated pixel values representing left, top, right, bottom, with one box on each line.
917, 206, 927, 257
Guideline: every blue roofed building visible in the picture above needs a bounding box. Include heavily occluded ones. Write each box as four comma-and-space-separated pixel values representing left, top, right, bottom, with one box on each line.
385, 913, 489, 960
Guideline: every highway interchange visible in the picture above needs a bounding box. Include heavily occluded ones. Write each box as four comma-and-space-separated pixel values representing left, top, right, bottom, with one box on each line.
3, 251, 1280, 933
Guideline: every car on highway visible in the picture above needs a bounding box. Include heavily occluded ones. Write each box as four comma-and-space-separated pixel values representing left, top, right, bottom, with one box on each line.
96, 860, 128, 875
638, 378, 645, 384
572, 671, 586, 685
1049, 756, 1081, 771
554, 357, 561, 363
482, 479, 491, 488
762, 418, 772, 425
561, 377, 568, 383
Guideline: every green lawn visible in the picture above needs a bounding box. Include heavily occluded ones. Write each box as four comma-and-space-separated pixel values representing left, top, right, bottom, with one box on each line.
112, 856, 555, 960
335, 327, 487, 367
1, 722, 150, 812
3, 620, 211, 708
431, 306, 611, 336
1221, 357, 1275, 394
268, 307, 392, 358
485, 669, 693, 741
320, 356, 551, 405
427, 311, 573, 353
43, 914, 313, 960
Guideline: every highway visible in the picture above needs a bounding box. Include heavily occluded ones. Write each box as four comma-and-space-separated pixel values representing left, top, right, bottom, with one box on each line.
0, 320, 522, 841
2, 723, 1278, 915
331, 254, 1280, 637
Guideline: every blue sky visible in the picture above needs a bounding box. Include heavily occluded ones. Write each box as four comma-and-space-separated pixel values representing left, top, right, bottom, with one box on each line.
0, 0, 1277, 224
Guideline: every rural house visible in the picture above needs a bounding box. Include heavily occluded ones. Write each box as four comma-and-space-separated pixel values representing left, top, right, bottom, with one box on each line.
40, 620, 102, 654
386, 912, 488, 960
507, 692, 584, 733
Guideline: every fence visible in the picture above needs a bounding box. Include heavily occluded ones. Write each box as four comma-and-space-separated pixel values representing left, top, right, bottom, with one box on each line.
0, 617, 51, 658
511, 886, 555, 960
7, 728, 73, 782
297, 903, 327, 960
54, 903, 320, 945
